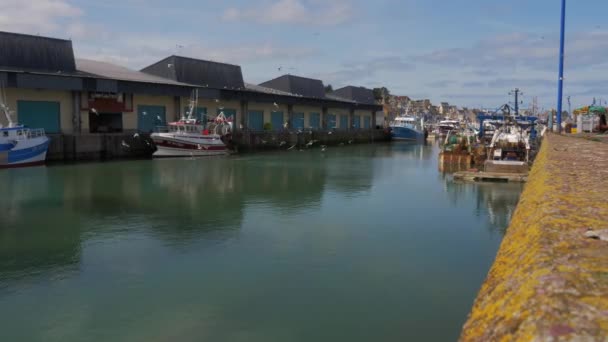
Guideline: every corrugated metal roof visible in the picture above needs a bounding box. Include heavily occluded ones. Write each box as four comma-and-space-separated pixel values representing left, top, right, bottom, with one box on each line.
76, 58, 192, 86
325, 93, 356, 103
0, 31, 76, 72
244, 83, 302, 97
141, 56, 245, 89
330, 86, 376, 105
259, 75, 325, 98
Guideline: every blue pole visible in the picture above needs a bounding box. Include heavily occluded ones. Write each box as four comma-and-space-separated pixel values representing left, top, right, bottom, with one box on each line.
556, 0, 566, 133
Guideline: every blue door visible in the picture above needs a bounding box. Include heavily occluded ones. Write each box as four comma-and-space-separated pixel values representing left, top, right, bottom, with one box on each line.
185, 106, 207, 123
353, 115, 361, 129
248, 110, 264, 131
138, 105, 166, 133
327, 114, 336, 129
218, 108, 236, 123
271, 111, 284, 131
340, 115, 349, 130
364, 116, 371, 128
309, 112, 320, 129
293, 112, 304, 129
17, 101, 60, 133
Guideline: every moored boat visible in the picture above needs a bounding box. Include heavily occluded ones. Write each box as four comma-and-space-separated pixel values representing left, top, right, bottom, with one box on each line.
390, 116, 424, 141
151, 91, 232, 157
437, 120, 460, 137
0, 89, 50, 168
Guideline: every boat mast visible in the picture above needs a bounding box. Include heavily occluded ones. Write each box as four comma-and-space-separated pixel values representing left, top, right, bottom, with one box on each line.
186, 89, 198, 121
0, 81, 15, 128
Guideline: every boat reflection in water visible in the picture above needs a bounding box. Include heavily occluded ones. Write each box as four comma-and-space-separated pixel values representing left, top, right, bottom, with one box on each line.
444, 177, 524, 235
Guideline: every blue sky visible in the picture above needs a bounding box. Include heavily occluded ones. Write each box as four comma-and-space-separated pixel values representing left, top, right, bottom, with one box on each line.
3, 0, 608, 110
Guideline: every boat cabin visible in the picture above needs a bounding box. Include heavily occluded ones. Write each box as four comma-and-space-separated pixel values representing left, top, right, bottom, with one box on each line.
0, 126, 45, 141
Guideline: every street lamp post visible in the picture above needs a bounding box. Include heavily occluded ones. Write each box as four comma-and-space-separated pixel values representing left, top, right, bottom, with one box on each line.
556, 0, 566, 133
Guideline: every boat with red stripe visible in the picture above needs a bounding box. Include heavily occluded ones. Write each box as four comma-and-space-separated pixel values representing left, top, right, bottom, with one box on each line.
151, 91, 232, 158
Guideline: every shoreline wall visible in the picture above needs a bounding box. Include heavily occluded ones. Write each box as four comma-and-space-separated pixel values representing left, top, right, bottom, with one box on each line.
460, 134, 608, 341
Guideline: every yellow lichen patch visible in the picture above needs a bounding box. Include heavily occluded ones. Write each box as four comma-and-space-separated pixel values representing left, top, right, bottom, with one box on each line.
460, 134, 608, 341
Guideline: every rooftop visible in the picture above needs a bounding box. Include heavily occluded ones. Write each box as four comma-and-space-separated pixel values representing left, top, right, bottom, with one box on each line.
0, 31, 76, 73
76, 58, 192, 86
141, 55, 245, 90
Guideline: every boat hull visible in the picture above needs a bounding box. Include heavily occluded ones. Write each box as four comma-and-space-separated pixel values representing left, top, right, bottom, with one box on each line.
0, 137, 49, 168
151, 134, 228, 158
390, 126, 424, 141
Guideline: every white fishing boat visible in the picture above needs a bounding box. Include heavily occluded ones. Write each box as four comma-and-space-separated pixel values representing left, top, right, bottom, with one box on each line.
0, 86, 50, 168
437, 120, 460, 136
484, 114, 532, 173
151, 91, 232, 157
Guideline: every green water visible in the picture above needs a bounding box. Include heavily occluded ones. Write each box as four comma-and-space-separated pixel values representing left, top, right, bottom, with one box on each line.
0, 143, 523, 342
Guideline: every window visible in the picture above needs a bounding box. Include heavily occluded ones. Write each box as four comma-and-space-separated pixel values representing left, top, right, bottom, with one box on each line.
2, 131, 8, 137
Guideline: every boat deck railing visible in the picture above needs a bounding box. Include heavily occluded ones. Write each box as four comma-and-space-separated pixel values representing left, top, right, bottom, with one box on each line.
27, 128, 46, 138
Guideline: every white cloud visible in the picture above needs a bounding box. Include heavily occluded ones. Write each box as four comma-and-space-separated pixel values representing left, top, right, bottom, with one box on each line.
0, 0, 82, 35
317, 56, 414, 87
222, 0, 354, 26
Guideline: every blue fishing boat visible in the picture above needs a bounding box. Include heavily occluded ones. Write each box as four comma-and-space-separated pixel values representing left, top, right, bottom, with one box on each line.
0, 94, 50, 168
390, 116, 425, 141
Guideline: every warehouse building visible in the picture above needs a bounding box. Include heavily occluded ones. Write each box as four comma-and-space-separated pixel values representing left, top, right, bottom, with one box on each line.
0, 31, 194, 136
0, 30, 383, 159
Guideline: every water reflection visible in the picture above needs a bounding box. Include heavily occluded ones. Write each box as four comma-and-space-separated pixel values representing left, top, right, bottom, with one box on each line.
0, 144, 524, 342
444, 179, 524, 235
0, 149, 378, 281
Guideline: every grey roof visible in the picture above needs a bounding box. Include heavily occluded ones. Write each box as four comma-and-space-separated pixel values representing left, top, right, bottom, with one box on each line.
141, 55, 245, 90
325, 93, 356, 103
330, 86, 375, 105
259, 75, 325, 99
244, 83, 302, 97
0, 31, 76, 72
76, 58, 192, 86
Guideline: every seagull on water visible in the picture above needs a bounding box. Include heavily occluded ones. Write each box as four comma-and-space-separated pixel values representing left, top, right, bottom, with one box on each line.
287, 144, 296, 150
133, 133, 140, 138
121, 140, 130, 148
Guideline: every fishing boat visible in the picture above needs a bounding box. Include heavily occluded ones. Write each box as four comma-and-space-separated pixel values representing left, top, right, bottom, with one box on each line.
484, 111, 535, 173
437, 120, 460, 137
151, 91, 232, 157
0, 89, 50, 168
389, 104, 424, 141
390, 116, 425, 141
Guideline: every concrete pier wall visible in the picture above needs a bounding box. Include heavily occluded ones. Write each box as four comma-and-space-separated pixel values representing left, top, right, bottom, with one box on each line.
47, 133, 155, 162
45, 129, 390, 161
234, 128, 390, 152
460, 134, 608, 341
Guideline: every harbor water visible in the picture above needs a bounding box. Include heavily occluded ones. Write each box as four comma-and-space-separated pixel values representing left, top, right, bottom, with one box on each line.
0, 143, 523, 342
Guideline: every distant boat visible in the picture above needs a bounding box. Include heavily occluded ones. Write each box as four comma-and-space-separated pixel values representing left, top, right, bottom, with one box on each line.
390, 116, 424, 141
150, 90, 232, 157
437, 120, 460, 137
0, 88, 50, 168
389, 103, 424, 142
